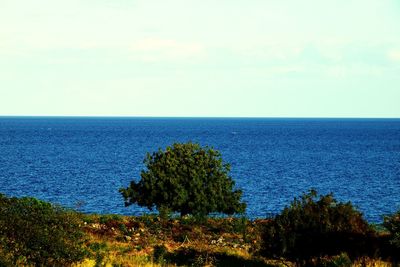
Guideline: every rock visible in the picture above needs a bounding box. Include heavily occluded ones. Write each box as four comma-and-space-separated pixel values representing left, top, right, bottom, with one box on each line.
241, 244, 250, 250
91, 223, 101, 229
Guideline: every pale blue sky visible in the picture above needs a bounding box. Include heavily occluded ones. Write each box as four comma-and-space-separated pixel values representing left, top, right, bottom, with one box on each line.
1, 0, 399, 117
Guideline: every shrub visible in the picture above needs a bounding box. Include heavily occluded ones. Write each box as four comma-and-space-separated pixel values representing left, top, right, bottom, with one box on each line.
153, 245, 168, 263
260, 189, 372, 265
0, 194, 86, 266
120, 142, 246, 217
383, 209, 400, 261
320, 253, 352, 267
99, 214, 123, 224
383, 209, 400, 249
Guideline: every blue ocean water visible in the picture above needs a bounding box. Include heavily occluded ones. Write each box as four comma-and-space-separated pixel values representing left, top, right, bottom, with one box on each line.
0, 117, 399, 223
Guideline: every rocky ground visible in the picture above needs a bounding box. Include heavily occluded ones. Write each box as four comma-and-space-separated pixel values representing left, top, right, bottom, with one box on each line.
79, 214, 276, 266
77, 214, 393, 267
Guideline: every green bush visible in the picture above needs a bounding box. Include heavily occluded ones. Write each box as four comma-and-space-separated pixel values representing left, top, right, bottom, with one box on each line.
383, 209, 400, 261
0, 194, 86, 266
99, 214, 123, 224
153, 245, 168, 263
120, 142, 246, 217
260, 189, 372, 265
384, 209, 400, 249
320, 253, 352, 267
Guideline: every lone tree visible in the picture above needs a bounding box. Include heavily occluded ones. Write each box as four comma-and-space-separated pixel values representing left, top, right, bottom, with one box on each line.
120, 142, 246, 217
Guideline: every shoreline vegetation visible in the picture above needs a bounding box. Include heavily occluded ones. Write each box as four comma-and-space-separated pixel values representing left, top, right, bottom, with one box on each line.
1, 143, 399, 266
1, 193, 399, 267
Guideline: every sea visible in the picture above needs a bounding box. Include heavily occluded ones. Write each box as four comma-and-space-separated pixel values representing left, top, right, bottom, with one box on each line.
0, 117, 399, 223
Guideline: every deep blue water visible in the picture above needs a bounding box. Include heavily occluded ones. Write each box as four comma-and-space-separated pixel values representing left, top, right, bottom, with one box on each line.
0, 117, 399, 223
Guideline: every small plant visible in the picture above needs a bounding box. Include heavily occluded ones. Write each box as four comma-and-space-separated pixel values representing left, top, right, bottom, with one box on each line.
99, 214, 123, 224
140, 213, 157, 227
159, 206, 172, 221
82, 214, 97, 224
180, 214, 200, 226
232, 216, 248, 240
88, 241, 109, 267
88, 242, 108, 253
320, 253, 352, 267
118, 223, 129, 235
153, 244, 168, 263
94, 252, 107, 267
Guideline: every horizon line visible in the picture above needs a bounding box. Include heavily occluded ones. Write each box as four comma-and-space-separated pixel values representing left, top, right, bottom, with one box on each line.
0, 115, 399, 120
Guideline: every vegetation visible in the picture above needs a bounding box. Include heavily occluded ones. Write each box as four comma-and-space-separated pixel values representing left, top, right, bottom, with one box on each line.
1, 192, 399, 266
384, 209, 400, 248
260, 189, 374, 265
78, 212, 395, 267
383, 209, 400, 261
0, 194, 86, 266
1, 143, 399, 266
120, 142, 246, 217
79, 213, 272, 267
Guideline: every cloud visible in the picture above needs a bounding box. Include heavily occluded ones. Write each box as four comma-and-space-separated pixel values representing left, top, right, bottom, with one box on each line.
387, 50, 400, 62
129, 38, 205, 62
325, 65, 383, 78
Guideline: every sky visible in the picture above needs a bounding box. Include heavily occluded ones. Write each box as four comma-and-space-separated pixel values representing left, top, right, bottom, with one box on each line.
0, 0, 399, 117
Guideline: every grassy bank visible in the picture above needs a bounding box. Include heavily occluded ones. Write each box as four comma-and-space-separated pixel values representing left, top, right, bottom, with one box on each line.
76, 214, 393, 267
78, 214, 268, 266
1, 193, 399, 266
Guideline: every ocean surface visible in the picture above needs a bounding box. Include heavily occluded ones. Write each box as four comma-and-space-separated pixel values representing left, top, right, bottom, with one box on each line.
0, 117, 399, 223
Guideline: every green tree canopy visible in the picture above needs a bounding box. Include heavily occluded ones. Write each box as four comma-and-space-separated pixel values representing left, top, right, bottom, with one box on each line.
120, 142, 246, 217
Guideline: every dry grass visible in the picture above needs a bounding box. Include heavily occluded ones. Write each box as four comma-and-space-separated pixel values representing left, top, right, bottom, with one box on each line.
73, 214, 269, 266
352, 258, 395, 267
73, 214, 396, 267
